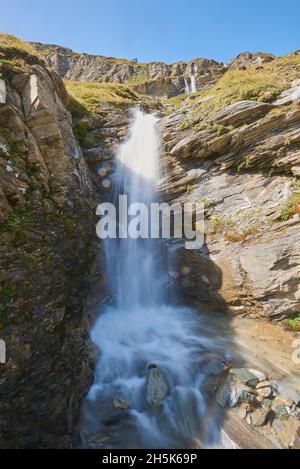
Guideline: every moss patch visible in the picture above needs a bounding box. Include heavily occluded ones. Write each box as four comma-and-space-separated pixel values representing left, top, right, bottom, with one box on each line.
177, 53, 300, 125
64, 80, 139, 114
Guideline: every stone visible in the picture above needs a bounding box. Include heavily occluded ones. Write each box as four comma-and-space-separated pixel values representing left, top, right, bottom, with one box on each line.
256, 380, 272, 389
30, 42, 225, 98
262, 399, 274, 409
272, 417, 300, 448
230, 368, 259, 387
0, 79, 6, 104
145, 366, 168, 406
273, 85, 300, 106
250, 407, 271, 427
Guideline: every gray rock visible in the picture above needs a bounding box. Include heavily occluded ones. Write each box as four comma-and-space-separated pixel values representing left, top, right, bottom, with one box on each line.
272, 417, 300, 448
145, 365, 168, 406
234, 406, 247, 419
250, 407, 271, 427
230, 368, 259, 387
262, 399, 274, 409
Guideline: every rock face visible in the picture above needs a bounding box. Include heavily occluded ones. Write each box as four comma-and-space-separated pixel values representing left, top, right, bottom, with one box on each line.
0, 46, 98, 448
29, 42, 225, 97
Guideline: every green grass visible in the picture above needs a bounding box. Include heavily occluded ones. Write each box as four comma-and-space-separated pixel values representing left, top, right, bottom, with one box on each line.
282, 313, 300, 332
64, 80, 139, 114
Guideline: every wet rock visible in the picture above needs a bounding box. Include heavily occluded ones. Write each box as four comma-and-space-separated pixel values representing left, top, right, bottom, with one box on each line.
228, 51, 275, 69
234, 406, 247, 419
113, 395, 130, 410
250, 407, 271, 427
230, 368, 259, 388
145, 365, 168, 406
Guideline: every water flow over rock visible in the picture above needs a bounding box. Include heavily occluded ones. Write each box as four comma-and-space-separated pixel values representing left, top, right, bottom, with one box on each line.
81, 109, 234, 449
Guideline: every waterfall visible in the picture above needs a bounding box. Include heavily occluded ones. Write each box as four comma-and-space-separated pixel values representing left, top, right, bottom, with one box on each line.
81, 109, 234, 449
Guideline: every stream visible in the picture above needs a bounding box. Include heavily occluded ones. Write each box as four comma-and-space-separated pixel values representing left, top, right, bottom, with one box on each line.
80, 109, 300, 449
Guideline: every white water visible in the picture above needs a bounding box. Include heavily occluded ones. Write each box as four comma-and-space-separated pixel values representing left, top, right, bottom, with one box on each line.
82, 109, 235, 449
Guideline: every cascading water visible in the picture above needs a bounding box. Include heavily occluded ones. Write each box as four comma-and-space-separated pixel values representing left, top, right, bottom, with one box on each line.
184, 75, 197, 93
81, 109, 236, 449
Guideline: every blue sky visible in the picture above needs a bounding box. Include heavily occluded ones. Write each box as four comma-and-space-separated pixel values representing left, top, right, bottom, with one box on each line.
1, 0, 299, 63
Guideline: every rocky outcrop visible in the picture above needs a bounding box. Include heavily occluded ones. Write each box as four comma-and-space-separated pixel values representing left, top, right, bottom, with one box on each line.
29, 42, 225, 97
0, 47, 98, 448
216, 365, 300, 449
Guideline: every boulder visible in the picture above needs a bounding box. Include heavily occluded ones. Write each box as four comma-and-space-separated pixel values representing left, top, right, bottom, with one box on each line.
145, 365, 168, 406
230, 368, 259, 387
210, 100, 272, 127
